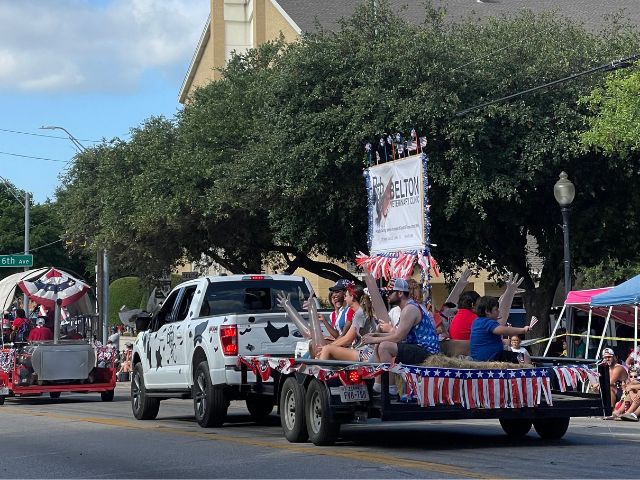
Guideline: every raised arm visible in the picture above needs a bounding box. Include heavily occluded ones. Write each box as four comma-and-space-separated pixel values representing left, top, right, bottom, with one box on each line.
498, 273, 524, 326
276, 291, 311, 338
307, 296, 326, 355
364, 273, 391, 324
444, 269, 473, 306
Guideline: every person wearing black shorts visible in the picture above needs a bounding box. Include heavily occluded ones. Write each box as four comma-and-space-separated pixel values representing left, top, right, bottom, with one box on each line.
362, 278, 440, 396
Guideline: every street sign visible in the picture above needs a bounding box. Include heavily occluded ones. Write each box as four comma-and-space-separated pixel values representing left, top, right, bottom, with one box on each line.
181, 272, 199, 280
0, 254, 33, 267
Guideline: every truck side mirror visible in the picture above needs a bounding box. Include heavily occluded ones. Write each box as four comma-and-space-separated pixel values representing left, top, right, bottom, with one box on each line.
135, 314, 152, 332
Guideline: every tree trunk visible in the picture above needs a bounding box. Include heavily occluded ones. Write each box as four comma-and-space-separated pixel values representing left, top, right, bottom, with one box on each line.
522, 269, 561, 356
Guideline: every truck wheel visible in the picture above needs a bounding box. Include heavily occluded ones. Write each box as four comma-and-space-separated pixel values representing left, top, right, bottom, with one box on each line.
533, 417, 570, 440
246, 394, 274, 422
0, 396, 4, 405
305, 379, 340, 446
499, 418, 532, 438
131, 363, 160, 420
49, 392, 61, 399
280, 377, 308, 443
193, 361, 228, 428
101, 390, 115, 402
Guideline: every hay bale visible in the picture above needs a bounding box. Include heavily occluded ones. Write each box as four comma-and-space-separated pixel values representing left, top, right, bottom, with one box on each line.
418, 354, 529, 370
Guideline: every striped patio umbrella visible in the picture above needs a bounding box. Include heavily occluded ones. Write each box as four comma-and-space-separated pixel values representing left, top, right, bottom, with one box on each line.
18, 267, 90, 309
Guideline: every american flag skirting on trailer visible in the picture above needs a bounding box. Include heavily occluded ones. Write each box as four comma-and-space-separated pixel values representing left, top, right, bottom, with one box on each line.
238, 356, 598, 410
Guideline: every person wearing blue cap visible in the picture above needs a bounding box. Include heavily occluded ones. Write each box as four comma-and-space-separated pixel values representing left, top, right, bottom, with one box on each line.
320, 279, 355, 339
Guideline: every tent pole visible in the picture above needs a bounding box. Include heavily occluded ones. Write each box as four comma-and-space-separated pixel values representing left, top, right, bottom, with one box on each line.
544, 304, 566, 357
53, 298, 62, 344
635, 306, 638, 364
585, 309, 592, 359
596, 306, 613, 359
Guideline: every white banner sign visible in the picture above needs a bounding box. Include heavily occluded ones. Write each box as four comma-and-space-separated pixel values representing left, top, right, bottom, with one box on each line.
366, 154, 425, 254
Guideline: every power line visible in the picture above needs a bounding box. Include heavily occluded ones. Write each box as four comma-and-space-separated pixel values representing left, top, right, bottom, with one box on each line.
0, 127, 100, 143
0, 174, 25, 206
7, 238, 63, 256
0, 150, 70, 163
455, 54, 640, 116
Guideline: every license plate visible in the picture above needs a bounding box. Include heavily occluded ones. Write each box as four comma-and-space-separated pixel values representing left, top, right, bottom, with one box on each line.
332, 384, 369, 403
0, 387, 9, 395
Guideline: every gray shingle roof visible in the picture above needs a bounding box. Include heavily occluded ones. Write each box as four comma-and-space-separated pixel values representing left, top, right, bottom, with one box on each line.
275, 0, 640, 33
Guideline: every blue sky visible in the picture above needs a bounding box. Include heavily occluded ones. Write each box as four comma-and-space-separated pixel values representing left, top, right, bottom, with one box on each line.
0, 0, 209, 203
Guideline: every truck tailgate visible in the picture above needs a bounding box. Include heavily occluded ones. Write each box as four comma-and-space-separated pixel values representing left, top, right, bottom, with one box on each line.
234, 313, 305, 356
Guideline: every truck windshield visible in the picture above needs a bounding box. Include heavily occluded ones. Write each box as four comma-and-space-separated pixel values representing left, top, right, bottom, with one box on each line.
201, 280, 311, 316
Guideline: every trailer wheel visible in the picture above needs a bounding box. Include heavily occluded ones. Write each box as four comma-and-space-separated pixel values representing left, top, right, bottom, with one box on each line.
246, 394, 274, 422
49, 392, 61, 399
305, 379, 340, 446
533, 417, 570, 440
101, 389, 115, 402
280, 377, 308, 443
193, 361, 228, 428
499, 418, 532, 438
131, 363, 160, 420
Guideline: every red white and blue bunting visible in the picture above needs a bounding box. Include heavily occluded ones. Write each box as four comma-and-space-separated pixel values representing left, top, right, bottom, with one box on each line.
239, 356, 598, 410
0, 349, 17, 373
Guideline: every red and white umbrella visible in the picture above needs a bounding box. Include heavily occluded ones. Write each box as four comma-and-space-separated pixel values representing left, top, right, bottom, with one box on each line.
18, 267, 90, 309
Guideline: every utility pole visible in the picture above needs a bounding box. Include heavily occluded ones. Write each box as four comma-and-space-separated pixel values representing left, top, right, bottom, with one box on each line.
23, 192, 30, 313
40, 125, 110, 342
0, 175, 31, 313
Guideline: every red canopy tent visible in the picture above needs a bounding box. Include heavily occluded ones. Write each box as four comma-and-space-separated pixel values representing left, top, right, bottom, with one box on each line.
543, 287, 637, 359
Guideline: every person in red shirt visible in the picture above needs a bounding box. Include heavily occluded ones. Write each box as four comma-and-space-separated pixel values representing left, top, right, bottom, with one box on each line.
11, 308, 30, 341
448, 291, 480, 340
28, 317, 53, 342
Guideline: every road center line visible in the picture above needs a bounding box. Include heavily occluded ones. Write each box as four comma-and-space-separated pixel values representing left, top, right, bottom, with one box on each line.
1, 406, 494, 478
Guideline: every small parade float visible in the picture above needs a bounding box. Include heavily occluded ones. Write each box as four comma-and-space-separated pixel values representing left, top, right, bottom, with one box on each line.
0, 268, 116, 404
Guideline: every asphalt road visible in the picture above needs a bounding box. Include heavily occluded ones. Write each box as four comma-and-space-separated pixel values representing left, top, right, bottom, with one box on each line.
0, 384, 637, 478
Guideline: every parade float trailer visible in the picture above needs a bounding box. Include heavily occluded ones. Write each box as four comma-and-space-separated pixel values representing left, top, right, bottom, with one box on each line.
0, 268, 116, 404
239, 355, 609, 446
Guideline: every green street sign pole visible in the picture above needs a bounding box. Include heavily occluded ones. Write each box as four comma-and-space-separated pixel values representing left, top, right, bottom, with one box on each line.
0, 254, 34, 267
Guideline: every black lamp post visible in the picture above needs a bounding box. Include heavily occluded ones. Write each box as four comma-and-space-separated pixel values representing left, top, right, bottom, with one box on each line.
554, 171, 576, 354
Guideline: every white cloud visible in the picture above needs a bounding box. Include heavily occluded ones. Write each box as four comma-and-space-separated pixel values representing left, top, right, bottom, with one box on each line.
0, 0, 209, 92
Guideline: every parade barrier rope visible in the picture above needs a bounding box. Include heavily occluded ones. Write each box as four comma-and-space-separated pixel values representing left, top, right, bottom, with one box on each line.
239, 355, 597, 410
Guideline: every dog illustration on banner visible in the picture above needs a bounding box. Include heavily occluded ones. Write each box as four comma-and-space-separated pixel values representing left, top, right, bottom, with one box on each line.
374, 176, 394, 227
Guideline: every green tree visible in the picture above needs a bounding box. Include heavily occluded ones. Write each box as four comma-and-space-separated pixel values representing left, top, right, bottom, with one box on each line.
0, 182, 89, 281
56, 1, 640, 341
576, 259, 640, 290
581, 70, 640, 156
108, 276, 145, 326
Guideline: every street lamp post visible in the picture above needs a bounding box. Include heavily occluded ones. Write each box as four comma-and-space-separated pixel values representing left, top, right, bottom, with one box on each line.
554, 171, 576, 355
41, 125, 109, 343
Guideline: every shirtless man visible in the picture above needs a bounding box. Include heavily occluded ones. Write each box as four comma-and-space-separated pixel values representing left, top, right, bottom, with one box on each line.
600, 348, 628, 407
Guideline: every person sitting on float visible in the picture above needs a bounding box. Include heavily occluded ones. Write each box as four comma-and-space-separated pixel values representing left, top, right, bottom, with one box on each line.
317, 284, 377, 362
319, 279, 355, 340
470, 296, 532, 362
509, 335, 531, 364
28, 317, 53, 342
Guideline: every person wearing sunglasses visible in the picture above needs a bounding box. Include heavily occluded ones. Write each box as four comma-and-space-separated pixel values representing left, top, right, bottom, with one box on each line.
606, 368, 640, 421
598, 348, 628, 409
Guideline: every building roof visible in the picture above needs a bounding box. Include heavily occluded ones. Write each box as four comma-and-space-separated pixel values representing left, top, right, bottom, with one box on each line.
276, 0, 640, 33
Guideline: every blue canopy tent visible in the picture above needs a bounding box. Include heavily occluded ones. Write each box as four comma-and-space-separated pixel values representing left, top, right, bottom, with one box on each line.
591, 274, 640, 360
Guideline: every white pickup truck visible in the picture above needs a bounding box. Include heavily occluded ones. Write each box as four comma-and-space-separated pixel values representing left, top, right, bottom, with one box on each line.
130, 274, 312, 427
